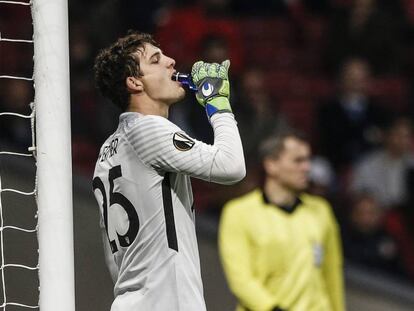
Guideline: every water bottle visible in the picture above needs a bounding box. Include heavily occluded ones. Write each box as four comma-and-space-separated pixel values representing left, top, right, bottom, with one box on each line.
172, 72, 197, 91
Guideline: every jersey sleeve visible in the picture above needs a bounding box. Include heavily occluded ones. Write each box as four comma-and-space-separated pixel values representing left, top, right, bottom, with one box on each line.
218, 202, 279, 311
125, 113, 245, 184
321, 202, 345, 311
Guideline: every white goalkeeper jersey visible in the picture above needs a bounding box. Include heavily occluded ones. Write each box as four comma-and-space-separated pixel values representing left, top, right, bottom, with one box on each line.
93, 111, 245, 311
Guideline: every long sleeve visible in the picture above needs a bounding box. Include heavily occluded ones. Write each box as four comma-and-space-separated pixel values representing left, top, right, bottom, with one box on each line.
322, 206, 345, 311
208, 113, 246, 184
126, 112, 245, 184
218, 203, 277, 311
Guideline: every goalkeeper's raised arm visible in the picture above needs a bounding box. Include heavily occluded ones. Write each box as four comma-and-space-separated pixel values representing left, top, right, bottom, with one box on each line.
187, 60, 246, 183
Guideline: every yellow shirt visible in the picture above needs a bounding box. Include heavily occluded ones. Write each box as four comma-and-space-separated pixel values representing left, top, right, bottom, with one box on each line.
218, 189, 344, 311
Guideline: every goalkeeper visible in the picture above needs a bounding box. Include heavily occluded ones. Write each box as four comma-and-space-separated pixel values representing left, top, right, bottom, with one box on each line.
92, 31, 245, 311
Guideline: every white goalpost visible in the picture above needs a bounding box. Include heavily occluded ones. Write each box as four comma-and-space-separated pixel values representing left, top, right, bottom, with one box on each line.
32, 0, 76, 310
0, 0, 75, 308
0, 0, 75, 311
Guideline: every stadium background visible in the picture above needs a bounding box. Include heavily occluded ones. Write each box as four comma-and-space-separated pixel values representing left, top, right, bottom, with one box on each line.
1, 0, 414, 310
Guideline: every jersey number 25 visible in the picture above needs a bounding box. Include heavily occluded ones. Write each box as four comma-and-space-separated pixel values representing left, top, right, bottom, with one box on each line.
93, 165, 139, 254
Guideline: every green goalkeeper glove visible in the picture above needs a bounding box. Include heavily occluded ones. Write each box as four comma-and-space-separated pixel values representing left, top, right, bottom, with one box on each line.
191, 60, 232, 119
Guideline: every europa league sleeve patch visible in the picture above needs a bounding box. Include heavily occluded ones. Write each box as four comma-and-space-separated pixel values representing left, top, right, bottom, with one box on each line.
173, 132, 195, 151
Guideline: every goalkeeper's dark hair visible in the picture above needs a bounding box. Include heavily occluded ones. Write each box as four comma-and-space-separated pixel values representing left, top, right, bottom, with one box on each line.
93, 30, 159, 111
259, 128, 309, 162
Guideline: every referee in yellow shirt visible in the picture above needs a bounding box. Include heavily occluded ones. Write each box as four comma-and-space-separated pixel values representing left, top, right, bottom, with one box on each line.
219, 129, 344, 311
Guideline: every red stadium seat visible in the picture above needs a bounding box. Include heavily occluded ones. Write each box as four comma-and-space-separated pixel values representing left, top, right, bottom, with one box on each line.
307, 77, 335, 99
300, 17, 328, 72
265, 72, 334, 101
369, 77, 408, 111
279, 98, 317, 139
239, 18, 300, 70
239, 18, 294, 45
264, 71, 305, 99
246, 43, 301, 70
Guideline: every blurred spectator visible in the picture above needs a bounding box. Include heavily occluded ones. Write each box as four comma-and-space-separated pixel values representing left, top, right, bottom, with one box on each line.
70, 21, 95, 75
155, 0, 244, 74
69, 20, 103, 175
341, 193, 406, 277
198, 34, 230, 64
308, 156, 336, 198
234, 67, 289, 164
325, 0, 406, 75
350, 116, 414, 209
69, 1, 123, 50
71, 76, 102, 175
317, 57, 390, 172
385, 167, 414, 281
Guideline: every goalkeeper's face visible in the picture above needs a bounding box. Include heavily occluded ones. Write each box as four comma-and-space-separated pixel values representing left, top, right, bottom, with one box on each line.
266, 137, 311, 192
134, 43, 185, 105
